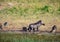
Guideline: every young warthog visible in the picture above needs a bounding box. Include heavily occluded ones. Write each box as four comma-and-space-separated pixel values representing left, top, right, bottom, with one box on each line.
50, 25, 57, 34
28, 20, 45, 32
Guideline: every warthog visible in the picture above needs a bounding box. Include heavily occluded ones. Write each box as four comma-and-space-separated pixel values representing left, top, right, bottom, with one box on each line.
28, 20, 45, 32
50, 25, 57, 34
22, 27, 27, 32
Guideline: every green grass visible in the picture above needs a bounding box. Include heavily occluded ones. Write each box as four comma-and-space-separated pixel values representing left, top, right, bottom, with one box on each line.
0, 33, 60, 42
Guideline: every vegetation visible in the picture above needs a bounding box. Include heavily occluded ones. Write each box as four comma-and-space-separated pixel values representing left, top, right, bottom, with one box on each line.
0, 0, 60, 42
0, 0, 60, 32
0, 33, 60, 42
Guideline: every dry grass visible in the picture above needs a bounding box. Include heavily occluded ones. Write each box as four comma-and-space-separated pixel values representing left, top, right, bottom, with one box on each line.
0, 0, 60, 32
